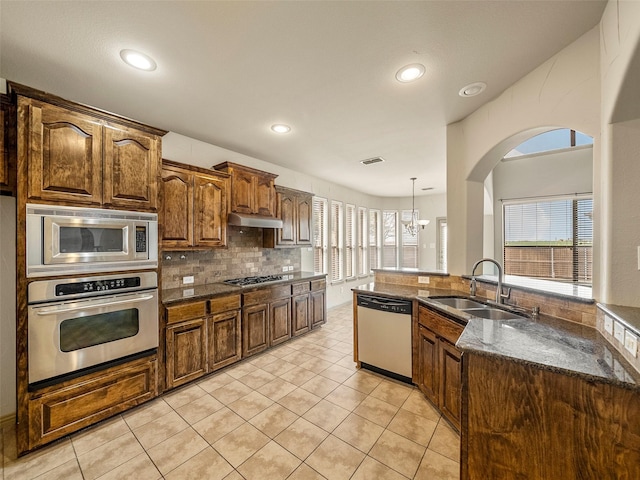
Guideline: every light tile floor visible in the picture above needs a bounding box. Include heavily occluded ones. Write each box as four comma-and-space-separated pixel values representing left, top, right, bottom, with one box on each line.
1, 302, 460, 480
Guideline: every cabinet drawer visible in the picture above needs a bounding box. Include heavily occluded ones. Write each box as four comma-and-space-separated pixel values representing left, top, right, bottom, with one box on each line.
209, 294, 241, 314
28, 356, 157, 450
292, 282, 311, 296
243, 285, 291, 305
311, 279, 326, 291
166, 301, 207, 324
419, 306, 464, 345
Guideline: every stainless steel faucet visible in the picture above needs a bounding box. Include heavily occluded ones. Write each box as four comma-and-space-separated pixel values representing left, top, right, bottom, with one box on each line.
470, 258, 510, 304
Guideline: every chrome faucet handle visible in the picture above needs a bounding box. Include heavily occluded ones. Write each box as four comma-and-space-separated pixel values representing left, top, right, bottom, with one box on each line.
470, 277, 477, 296
500, 286, 511, 300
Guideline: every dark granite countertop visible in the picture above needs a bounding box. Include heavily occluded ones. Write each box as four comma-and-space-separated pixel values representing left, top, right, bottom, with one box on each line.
162, 271, 327, 305
353, 281, 639, 389
352, 282, 458, 301
457, 314, 640, 389
372, 268, 449, 276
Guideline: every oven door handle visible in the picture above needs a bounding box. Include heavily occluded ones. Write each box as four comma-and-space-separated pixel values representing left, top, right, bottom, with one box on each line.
33, 294, 156, 315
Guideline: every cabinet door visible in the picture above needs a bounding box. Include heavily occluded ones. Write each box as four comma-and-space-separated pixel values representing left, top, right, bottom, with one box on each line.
230, 168, 254, 214
254, 174, 276, 217
296, 194, 313, 245
160, 167, 193, 248
276, 192, 296, 245
208, 310, 241, 372
310, 289, 326, 328
166, 318, 207, 389
270, 297, 292, 346
194, 173, 227, 247
439, 339, 462, 431
103, 124, 159, 211
25, 100, 102, 205
418, 325, 438, 404
242, 303, 269, 357
292, 294, 310, 336
0, 95, 13, 192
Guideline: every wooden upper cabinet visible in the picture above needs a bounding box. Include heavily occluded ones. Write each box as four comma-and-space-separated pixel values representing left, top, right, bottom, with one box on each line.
160, 160, 229, 249
194, 173, 227, 247
213, 161, 277, 217
11, 82, 167, 210
161, 166, 193, 248
103, 124, 159, 211
264, 186, 314, 248
0, 94, 16, 194
24, 100, 103, 205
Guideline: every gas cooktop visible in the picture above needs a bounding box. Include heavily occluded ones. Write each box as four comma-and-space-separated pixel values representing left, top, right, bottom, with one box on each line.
223, 275, 284, 286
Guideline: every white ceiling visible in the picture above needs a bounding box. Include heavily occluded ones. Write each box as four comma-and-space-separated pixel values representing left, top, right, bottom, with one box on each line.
0, 1, 606, 197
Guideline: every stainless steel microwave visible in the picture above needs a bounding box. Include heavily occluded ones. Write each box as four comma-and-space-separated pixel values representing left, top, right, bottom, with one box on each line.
26, 204, 158, 277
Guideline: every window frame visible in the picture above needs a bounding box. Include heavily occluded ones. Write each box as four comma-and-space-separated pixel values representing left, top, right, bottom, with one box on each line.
369, 209, 382, 273
357, 206, 368, 277
382, 210, 398, 269
345, 203, 356, 280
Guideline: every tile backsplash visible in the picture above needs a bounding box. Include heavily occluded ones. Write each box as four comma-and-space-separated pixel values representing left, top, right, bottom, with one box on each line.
161, 226, 301, 289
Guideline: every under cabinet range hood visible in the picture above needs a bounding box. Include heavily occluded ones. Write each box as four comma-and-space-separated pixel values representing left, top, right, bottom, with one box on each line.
227, 212, 283, 229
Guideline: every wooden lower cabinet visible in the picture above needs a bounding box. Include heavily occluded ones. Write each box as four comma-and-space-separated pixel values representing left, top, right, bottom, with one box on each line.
243, 303, 269, 357
166, 318, 207, 389
27, 355, 157, 452
418, 324, 438, 403
416, 305, 464, 431
208, 310, 241, 371
439, 339, 462, 427
292, 293, 311, 336
270, 297, 292, 346
310, 280, 326, 328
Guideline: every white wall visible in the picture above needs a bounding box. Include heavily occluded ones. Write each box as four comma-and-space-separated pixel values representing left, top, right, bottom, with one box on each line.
599, 1, 640, 305
446, 25, 601, 283
490, 146, 594, 260
0, 196, 16, 420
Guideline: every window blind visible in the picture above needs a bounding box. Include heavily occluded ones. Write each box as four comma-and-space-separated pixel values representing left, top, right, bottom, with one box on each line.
503, 196, 592, 284
401, 210, 419, 268
358, 206, 367, 276
312, 197, 328, 274
369, 209, 381, 271
331, 200, 343, 282
382, 210, 398, 268
345, 204, 356, 279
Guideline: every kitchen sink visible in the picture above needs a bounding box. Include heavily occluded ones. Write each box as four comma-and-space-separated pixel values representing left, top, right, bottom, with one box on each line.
431, 297, 489, 310
462, 307, 524, 321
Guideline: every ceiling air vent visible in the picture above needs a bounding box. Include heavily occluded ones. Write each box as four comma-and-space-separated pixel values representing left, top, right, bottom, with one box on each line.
360, 156, 385, 166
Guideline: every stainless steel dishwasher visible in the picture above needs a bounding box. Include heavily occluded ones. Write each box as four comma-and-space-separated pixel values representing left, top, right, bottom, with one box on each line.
356, 294, 412, 383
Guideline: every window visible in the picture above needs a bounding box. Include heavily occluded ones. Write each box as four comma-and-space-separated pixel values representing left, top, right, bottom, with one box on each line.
369, 209, 381, 271
330, 200, 343, 282
312, 197, 328, 274
401, 210, 419, 268
504, 128, 593, 158
503, 196, 593, 285
345, 204, 356, 279
357, 207, 368, 276
436, 217, 447, 271
382, 210, 398, 268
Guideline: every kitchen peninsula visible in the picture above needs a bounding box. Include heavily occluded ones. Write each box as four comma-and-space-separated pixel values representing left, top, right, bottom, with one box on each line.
352, 268, 640, 479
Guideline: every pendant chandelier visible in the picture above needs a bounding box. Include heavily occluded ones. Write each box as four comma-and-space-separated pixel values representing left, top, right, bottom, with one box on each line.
402, 177, 430, 236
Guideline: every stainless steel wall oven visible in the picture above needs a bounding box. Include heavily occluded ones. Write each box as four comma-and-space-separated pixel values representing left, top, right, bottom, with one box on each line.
27, 272, 158, 386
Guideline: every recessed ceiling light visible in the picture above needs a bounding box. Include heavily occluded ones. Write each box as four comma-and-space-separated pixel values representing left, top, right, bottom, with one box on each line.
459, 82, 487, 97
271, 124, 291, 134
395, 63, 425, 83
120, 49, 157, 71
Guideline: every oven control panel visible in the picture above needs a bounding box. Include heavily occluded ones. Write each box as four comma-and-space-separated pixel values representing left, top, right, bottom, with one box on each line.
56, 277, 141, 296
